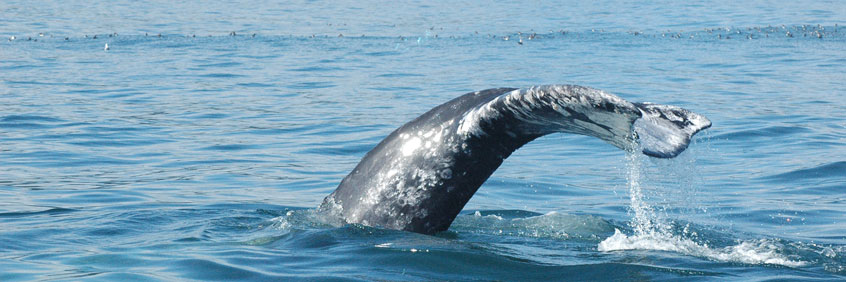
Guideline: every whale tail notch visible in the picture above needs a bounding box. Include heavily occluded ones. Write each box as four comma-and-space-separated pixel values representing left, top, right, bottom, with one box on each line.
632, 102, 711, 158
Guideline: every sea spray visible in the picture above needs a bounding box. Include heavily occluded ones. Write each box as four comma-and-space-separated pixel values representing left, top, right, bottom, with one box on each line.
624, 150, 667, 236
598, 150, 806, 267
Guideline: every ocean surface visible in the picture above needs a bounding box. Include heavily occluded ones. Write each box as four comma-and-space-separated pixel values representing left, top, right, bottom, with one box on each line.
1, 1, 845, 280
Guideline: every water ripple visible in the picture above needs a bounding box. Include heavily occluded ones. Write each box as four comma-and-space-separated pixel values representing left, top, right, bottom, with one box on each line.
764, 161, 846, 181
1, 4, 844, 279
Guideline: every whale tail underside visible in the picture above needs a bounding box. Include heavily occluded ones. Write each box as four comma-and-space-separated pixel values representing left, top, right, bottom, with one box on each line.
632, 102, 711, 158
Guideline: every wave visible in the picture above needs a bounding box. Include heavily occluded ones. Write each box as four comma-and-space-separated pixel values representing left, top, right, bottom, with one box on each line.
712, 125, 812, 141
262, 206, 846, 278
245, 147, 846, 274
599, 229, 806, 267
764, 161, 846, 181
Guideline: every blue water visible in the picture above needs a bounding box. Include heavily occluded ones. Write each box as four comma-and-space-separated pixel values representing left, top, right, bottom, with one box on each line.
2, 1, 845, 280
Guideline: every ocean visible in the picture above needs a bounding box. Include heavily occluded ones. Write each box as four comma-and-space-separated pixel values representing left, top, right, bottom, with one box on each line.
1, 1, 844, 280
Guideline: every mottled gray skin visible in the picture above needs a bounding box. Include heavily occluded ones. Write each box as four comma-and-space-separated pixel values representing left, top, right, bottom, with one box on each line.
320, 85, 710, 235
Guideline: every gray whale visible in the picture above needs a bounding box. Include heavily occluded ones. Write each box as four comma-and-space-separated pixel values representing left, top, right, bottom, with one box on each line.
320, 85, 711, 234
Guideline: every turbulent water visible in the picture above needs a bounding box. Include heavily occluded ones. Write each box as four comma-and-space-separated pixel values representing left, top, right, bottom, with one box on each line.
2, 1, 845, 280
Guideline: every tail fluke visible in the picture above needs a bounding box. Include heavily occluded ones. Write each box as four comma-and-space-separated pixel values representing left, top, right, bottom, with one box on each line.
633, 103, 711, 158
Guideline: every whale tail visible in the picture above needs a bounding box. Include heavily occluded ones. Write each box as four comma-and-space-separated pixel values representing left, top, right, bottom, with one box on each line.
632, 103, 711, 158
322, 85, 712, 235
458, 85, 711, 159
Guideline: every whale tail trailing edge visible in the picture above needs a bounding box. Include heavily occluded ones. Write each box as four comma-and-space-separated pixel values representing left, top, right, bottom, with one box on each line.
632, 102, 711, 158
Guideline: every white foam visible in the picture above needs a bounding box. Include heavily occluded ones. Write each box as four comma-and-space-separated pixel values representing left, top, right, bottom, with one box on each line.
472, 210, 504, 220
270, 215, 292, 230
599, 229, 806, 267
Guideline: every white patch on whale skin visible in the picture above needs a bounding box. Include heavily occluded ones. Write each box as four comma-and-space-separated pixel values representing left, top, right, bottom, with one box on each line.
348, 119, 460, 228
456, 86, 638, 144
422, 129, 435, 138
401, 137, 422, 156
457, 89, 521, 136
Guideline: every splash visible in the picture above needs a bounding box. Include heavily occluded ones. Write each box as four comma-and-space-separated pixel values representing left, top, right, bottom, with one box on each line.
598, 150, 806, 267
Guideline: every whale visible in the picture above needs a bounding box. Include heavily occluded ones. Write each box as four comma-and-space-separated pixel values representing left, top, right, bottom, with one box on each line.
319, 85, 711, 235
